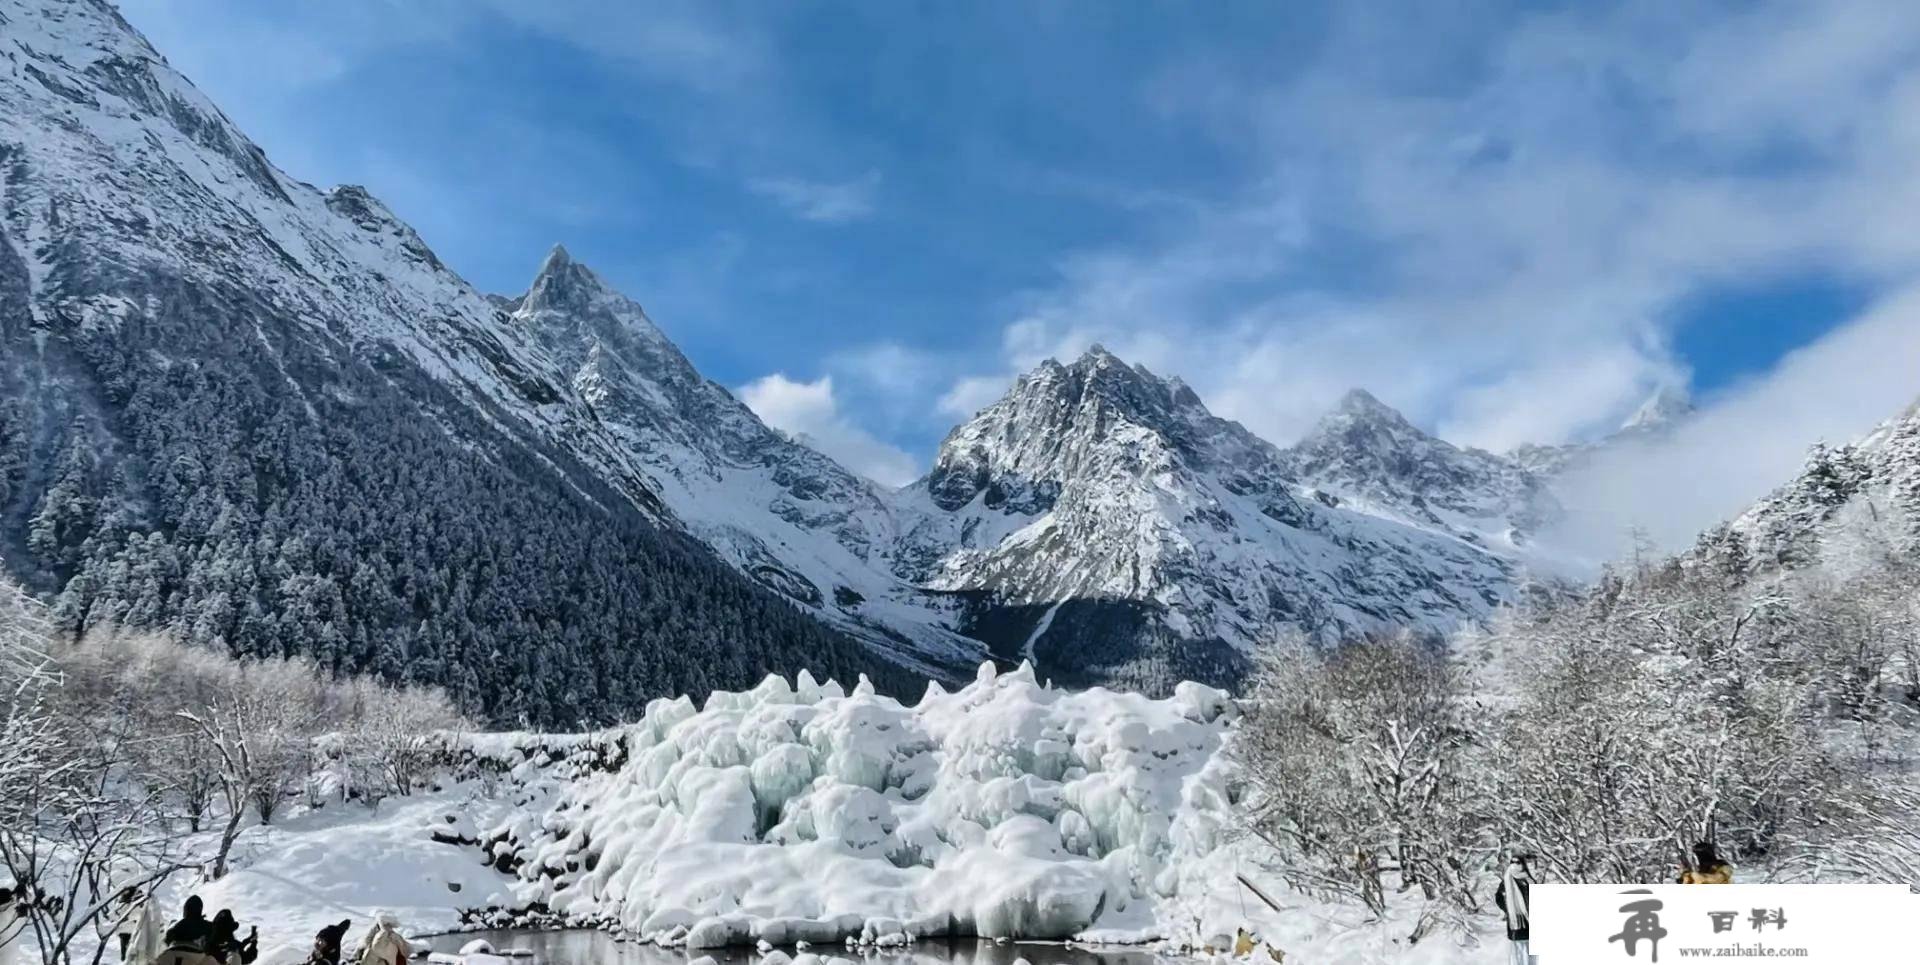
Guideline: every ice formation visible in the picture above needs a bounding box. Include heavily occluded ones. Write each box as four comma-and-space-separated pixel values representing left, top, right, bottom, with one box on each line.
488, 663, 1238, 946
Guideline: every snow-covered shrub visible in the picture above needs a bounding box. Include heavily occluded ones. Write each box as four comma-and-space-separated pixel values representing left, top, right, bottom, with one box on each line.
1779, 776, 1920, 884
0, 576, 189, 964
336, 676, 470, 801
1472, 557, 1916, 885
1232, 546, 1920, 936
1235, 630, 1479, 921
0, 570, 55, 819
36, 626, 473, 879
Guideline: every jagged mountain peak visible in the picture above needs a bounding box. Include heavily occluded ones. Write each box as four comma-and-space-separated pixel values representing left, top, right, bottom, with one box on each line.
0, 0, 936, 724
1316, 387, 1423, 436
1285, 387, 1559, 541
921, 347, 1246, 515
1000, 346, 1211, 434
521, 243, 620, 316
1034, 343, 1144, 385
1336, 386, 1398, 416
1620, 384, 1693, 433
497, 246, 978, 673
900, 347, 1523, 688
1509, 384, 1696, 477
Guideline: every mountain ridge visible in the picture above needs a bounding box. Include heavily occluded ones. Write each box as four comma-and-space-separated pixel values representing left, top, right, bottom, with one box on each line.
888, 345, 1533, 688
0, 0, 924, 725
16, 0, 1887, 712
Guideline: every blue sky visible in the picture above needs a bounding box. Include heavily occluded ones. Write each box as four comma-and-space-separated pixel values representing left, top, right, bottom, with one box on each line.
118, 0, 1920, 494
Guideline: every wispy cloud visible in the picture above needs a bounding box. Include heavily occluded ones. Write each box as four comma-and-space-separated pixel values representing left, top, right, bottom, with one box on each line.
1546, 296, 1920, 564
738, 373, 919, 486
469, 0, 773, 95
747, 171, 881, 224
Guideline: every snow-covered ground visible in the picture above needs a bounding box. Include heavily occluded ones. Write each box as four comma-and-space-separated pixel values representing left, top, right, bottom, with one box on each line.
117, 665, 1505, 965
169, 792, 516, 962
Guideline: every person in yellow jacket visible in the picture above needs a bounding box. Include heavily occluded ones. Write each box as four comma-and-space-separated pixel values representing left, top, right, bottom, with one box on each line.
1679, 841, 1733, 884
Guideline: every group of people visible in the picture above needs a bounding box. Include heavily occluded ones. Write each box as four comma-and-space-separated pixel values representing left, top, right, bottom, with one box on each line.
154, 896, 259, 965
1495, 841, 1736, 964
114, 896, 408, 965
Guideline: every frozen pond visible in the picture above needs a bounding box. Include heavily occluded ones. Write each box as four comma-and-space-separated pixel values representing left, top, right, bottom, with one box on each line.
424, 931, 1177, 965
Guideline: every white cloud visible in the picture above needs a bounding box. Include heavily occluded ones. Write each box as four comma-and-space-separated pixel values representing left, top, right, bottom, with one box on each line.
738, 373, 921, 487
470, 0, 772, 95
1545, 292, 1920, 565
936, 0, 1920, 552
747, 171, 881, 224
936, 375, 1012, 420
827, 342, 937, 397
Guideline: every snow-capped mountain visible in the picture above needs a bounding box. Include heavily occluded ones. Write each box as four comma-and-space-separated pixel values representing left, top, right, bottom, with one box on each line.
0, 0, 918, 724
1618, 385, 1694, 434
503, 244, 980, 673
1694, 397, 1920, 575
1509, 385, 1695, 476
892, 347, 1522, 689
1282, 388, 1560, 548
0, 0, 1614, 708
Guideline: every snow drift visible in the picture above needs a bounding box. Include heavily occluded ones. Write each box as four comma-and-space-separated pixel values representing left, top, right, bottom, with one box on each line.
485, 662, 1239, 946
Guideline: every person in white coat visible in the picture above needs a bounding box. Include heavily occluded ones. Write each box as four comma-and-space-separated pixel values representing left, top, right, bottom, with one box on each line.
355, 914, 409, 965
1493, 855, 1533, 965
108, 888, 163, 963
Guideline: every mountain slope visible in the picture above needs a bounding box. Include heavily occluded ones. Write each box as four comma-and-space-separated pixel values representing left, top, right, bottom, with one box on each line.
0, 0, 1605, 709
1281, 388, 1559, 550
0, 0, 917, 724
1693, 398, 1920, 575
504, 245, 981, 673
894, 347, 1521, 689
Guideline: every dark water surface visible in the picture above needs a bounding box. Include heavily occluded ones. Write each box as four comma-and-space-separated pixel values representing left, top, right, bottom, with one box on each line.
425, 931, 1174, 965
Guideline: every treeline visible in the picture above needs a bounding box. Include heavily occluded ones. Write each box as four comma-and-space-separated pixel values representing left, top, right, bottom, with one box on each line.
0, 270, 917, 727
47, 628, 470, 875
1235, 544, 1920, 937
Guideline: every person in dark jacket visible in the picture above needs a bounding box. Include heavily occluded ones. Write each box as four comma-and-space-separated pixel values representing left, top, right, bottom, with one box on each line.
208, 909, 258, 964
0, 884, 20, 948
162, 895, 213, 951
1494, 854, 1533, 965
302, 918, 353, 965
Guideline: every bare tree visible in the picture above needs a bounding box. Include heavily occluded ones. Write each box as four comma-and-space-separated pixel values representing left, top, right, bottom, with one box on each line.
1235, 631, 1478, 926
346, 677, 467, 800
0, 581, 185, 965
175, 662, 326, 880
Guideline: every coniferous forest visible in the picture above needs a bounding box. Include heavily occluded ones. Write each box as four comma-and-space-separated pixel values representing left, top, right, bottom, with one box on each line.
0, 266, 912, 727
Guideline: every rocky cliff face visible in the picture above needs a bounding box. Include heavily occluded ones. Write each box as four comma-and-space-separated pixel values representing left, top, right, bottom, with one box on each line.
1283, 388, 1561, 549
892, 348, 1523, 689
1509, 385, 1696, 477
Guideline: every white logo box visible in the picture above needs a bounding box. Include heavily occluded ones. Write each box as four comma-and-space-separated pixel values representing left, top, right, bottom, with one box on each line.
1528, 883, 1917, 964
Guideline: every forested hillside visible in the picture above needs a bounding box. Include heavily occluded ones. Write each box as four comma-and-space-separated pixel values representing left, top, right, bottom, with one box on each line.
0, 314, 899, 725
0, 0, 915, 726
